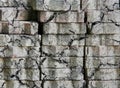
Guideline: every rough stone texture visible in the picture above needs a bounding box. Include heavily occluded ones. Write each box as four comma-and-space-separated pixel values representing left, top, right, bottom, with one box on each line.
0, 0, 120, 88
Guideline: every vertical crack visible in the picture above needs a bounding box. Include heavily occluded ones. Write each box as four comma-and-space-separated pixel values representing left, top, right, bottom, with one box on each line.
83, 36, 89, 88
80, 0, 82, 9
119, 0, 120, 8
83, 11, 89, 88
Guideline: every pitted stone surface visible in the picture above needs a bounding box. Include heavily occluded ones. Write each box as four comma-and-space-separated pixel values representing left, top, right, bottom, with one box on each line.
0, 0, 120, 88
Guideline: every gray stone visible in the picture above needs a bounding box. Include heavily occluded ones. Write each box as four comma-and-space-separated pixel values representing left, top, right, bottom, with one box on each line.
42, 68, 83, 80
41, 57, 83, 68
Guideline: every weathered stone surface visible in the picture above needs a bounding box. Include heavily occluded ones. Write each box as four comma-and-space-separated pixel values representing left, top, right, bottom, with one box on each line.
44, 0, 70, 11
0, 35, 13, 46
42, 68, 83, 80
0, 21, 38, 35
82, 0, 119, 10
55, 11, 81, 23
42, 45, 84, 57
0, 7, 29, 21
0, 35, 40, 46
89, 81, 120, 88
41, 57, 83, 68
42, 35, 85, 45
87, 10, 120, 22
86, 57, 120, 69
86, 46, 120, 57
91, 23, 120, 34
0, 0, 120, 87
0, 46, 40, 57
0, 0, 29, 7
0, 56, 40, 69
39, 11, 84, 23
43, 0, 81, 11
44, 81, 84, 88
0, 68, 40, 80
13, 35, 40, 46
88, 69, 120, 80
43, 23, 86, 34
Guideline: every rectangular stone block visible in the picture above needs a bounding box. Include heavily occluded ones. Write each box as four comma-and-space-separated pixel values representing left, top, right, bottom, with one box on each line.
86, 57, 120, 69
0, 7, 29, 21
89, 81, 120, 88
42, 68, 83, 80
42, 45, 84, 57
30, 0, 44, 10
43, 23, 58, 34
39, 11, 84, 23
13, 35, 41, 47
55, 11, 78, 23
59, 23, 86, 34
91, 23, 120, 34
86, 34, 120, 46
42, 35, 85, 45
88, 69, 120, 80
44, 81, 84, 88
39, 11, 55, 23
0, 68, 40, 80
0, 46, 40, 57
0, 80, 84, 88
43, 23, 86, 34
0, 56, 40, 69
87, 10, 120, 22
3, 80, 28, 88
0, 21, 38, 35
0, 35, 13, 46
86, 46, 119, 57
41, 57, 83, 68
0, 35, 40, 47
82, 0, 97, 10
0, 0, 29, 7
97, 0, 119, 10
44, 0, 70, 11
82, 0, 119, 10
113, 35, 120, 45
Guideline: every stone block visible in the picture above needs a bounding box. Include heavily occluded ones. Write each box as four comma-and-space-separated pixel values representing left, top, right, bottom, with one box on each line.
86, 46, 116, 57
0, 68, 40, 80
43, 23, 58, 34
88, 69, 120, 80
89, 81, 120, 88
44, 0, 70, 11
91, 23, 120, 34
44, 81, 84, 88
42, 68, 83, 80
0, 56, 40, 69
0, 0, 29, 7
41, 57, 83, 68
39, 11, 55, 22
82, 0, 119, 10
56, 11, 78, 23
0, 35, 13, 46
0, 21, 38, 35
13, 35, 40, 47
82, 0, 97, 10
86, 57, 120, 69
0, 7, 29, 21
59, 23, 86, 34
0, 46, 40, 57
97, 0, 119, 10
42, 45, 84, 57
43, 23, 86, 34
87, 10, 120, 22
42, 35, 85, 45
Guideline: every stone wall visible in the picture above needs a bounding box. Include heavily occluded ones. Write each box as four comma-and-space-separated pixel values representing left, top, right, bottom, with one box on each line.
0, 0, 120, 88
